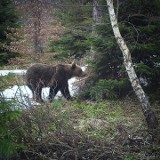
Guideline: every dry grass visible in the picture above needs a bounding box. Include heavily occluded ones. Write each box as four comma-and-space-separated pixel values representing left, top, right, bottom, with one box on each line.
10, 98, 160, 160
0, 74, 25, 91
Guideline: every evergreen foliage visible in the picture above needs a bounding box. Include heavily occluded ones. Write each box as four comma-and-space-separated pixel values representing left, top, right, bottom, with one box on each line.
80, 79, 131, 101
91, 16, 124, 80
0, 0, 20, 66
0, 101, 23, 159
50, 0, 92, 60
118, 0, 160, 100
87, 0, 160, 100
51, 0, 160, 100
50, 28, 91, 59
0, 76, 23, 159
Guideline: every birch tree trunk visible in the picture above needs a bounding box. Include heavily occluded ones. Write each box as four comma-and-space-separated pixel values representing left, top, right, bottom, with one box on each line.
106, 0, 158, 129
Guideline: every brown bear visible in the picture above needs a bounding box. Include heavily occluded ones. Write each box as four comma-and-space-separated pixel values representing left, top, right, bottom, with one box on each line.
26, 62, 87, 102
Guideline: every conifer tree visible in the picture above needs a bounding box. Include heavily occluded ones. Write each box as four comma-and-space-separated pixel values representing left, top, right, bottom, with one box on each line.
0, 0, 20, 65
50, 0, 92, 60
106, 0, 158, 129
0, 1, 23, 158
90, 0, 160, 100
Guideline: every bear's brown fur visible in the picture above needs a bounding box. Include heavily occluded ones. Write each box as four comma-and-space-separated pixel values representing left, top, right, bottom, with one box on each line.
26, 62, 87, 102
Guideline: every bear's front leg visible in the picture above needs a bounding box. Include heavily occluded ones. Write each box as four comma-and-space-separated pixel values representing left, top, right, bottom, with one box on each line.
60, 84, 72, 100
48, 86, 60, 102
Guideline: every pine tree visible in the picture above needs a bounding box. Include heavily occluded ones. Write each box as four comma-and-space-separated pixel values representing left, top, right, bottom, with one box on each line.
50, 0, 93, 60
0, 2, 23, 157
0, 0, 20, 65
119, 0, 160, 100
90, 0, 160, 100
106, 0, 158, 129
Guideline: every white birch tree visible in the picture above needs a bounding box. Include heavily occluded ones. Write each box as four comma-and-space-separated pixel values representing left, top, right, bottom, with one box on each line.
106, 0, 158, 129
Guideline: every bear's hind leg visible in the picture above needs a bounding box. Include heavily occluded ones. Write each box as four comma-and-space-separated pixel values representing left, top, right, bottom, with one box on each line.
34, 86, 43, 102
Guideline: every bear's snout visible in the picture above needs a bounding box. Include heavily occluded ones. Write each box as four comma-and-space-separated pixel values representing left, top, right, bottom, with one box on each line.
81, 71, 87, 78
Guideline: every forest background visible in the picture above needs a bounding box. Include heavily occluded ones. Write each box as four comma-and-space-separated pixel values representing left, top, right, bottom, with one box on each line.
0, 0, 160, 159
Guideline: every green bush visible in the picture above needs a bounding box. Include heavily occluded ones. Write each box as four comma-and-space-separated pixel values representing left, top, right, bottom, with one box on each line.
0, 100, 24, 159
80, 79, 131, 101
0, 0, 21, 66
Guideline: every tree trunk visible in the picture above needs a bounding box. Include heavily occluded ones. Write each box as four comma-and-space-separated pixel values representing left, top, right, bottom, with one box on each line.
91, 0, 104, 57
93, 0, 104, 24
106, 0, 158, 129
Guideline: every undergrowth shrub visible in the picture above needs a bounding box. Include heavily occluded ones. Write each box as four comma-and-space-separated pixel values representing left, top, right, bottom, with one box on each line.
0, 98, 23, 159
12, 100, 128, 160
80, 79, 132, 101
0, 74, 25, 159
4, 98, 158, 160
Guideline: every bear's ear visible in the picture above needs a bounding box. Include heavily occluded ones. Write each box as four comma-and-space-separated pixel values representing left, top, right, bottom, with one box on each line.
71, 61, 76, 69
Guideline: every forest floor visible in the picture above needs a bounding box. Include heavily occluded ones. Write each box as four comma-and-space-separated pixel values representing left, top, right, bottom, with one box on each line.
11, 98, 160, 160
1, 54, 160, 160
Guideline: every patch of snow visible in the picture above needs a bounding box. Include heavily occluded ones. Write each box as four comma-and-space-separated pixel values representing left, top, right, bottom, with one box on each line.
0, 69, 84, 107
0, 70, 26, 76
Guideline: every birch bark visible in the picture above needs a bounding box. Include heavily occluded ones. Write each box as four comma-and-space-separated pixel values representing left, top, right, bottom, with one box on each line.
106, 0, 158, 129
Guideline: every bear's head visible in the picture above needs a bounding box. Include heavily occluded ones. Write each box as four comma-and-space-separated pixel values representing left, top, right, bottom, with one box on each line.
70, 62, 87, 78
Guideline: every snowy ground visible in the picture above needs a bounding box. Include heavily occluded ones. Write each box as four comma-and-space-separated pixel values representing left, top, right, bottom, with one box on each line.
0, 69, 26, 76
0, 68, 86, 107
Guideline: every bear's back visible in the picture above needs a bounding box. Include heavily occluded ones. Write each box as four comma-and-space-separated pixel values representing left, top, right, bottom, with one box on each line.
27, 63, 53, 73
26, 63, 68, 84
